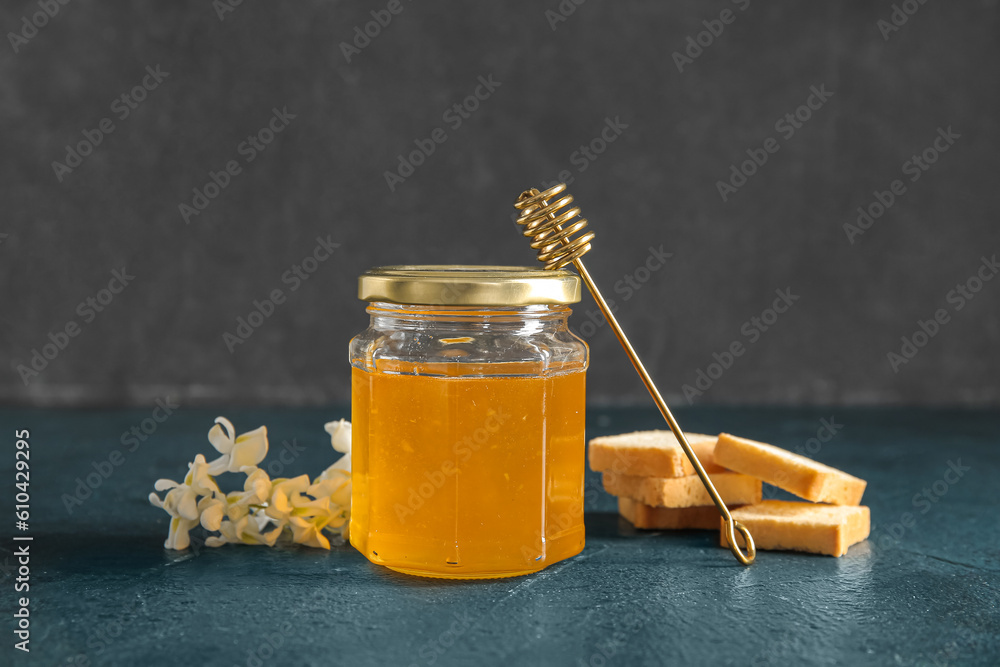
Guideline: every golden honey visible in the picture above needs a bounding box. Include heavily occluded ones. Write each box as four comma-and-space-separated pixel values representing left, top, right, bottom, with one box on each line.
351, 365, 585, 578
349, 266, 588, 578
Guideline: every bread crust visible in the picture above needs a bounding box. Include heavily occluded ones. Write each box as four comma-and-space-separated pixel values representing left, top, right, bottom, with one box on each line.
715, 433, 866, 505
720, 500, 870, 557
603, 470, 762, 508
619, 497, 730, 530
589, 431, 722, 478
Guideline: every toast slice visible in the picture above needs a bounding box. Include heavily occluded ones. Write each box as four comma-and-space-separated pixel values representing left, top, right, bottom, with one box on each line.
589, 431, 723, 478
603, 470, 761, 508
721, 500, 870, 557
714, 433, 866, 505
618, 497, 729, 530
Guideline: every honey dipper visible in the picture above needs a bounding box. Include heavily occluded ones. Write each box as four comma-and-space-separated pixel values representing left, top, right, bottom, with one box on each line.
514, 183, 756, 565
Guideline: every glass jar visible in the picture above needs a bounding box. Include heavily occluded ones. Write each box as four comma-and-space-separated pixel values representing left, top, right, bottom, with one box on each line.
349, 265, 589, 579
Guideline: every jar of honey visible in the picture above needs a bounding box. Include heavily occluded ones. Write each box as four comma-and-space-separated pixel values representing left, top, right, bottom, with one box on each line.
349, 265, 588, 578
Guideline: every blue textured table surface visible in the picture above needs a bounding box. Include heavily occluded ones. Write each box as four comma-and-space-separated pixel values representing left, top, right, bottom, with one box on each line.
1, 406, 997, 666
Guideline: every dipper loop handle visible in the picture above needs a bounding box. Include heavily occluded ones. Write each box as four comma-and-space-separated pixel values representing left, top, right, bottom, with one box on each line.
723, 518, 756, 566
514, 183, 756, 566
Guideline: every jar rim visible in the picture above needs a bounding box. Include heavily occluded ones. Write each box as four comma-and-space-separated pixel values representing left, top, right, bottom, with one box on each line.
358, 264, 581, 306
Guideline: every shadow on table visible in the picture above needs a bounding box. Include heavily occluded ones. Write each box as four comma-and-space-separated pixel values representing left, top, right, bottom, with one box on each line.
23, 529, 358, 577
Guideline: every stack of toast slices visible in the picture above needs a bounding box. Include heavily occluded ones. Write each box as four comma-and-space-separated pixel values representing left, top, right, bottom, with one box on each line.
590, 431, 870, 557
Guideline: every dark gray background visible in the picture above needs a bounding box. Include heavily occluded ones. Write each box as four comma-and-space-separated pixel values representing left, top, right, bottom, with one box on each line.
2, 0, 998, 407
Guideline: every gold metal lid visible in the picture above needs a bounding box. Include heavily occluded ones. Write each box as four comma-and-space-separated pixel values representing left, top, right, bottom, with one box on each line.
358, 265, 581, 306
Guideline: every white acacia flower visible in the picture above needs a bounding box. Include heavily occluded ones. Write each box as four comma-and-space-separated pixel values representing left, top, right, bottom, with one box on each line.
311, 470, 351, 510
222, 467, 273, 522
324, 419, 352, 472
288, 515, 332, 550
263, 473, 351, 547
324, 419, 351, 453
151, 417, 353, 551
199, 495, 226, 531
206, 417, 269, 475
149, 455, 221, 516
164, 517, 200, 550
148, 454, 222, 548
291, 488, 350, 546
285, 487, 343, 550
264, 475, 311, 522
210, 510, 283, 547
242, 467, 272, 502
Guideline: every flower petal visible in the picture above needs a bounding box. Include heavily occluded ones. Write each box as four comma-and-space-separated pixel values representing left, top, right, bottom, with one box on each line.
165, 517, 197, 550
310, 531, 331, 550
210, 417, 236, 452
262, 525, 283, 547
200, 499, 225, 531
205, 453, 230, 477
320, 453, 351, 479
324, 419, 352, 453
244, 468, 272, 503
307, 478, 340, 499
148, 492, 165, 509
161, 487, 183, 517
227, 501, 249, 522
229, 426, 268, 471
331, 490, 351, 510
290, 518, 330, 550
218, 520, 239, 543
249, 510, 269, 531
154, 479, 180, 492
177, 489, 199, 521
294, 496, 331, 516
269, 475, 310, 516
